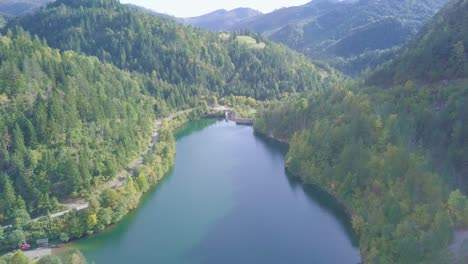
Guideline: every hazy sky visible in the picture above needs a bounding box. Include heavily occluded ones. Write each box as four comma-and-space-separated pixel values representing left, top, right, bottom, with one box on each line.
120, 0, 311, 17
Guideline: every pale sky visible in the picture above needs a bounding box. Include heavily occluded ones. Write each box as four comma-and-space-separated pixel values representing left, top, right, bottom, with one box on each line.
120, 0, 311, 17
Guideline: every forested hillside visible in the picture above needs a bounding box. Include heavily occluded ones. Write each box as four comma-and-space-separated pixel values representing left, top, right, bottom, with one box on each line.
368, 0, 468, 85
0, 0, 465, 261
125, 3, 177, 21
5, 0, 337, 100
255, 0, 468, 262
0, 0, 343, 245
183, 8, 262, 31
0, 15, 5, 28
0, 31, 155, 226
0, 0, 50, 16
232, 0, 448, 75
0, 29, 184, 249
366, 0, 468, 189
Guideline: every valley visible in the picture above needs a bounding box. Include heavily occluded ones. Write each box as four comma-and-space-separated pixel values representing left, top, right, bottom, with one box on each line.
0, 0, 466, 263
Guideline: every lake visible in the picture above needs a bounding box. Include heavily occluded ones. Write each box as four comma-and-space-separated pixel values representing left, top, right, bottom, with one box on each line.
68, 120, 361, 264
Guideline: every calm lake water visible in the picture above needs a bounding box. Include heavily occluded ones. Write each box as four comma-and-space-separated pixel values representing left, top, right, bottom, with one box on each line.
69, 120, 361, 264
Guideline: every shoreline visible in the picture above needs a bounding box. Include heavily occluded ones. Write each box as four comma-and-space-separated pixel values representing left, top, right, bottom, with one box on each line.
1, 109, 198, 260
1, 109, 190, 228
253, 128, 364, 258
253, 128, 356, 215
254, 126, 468, 262
14, 116, 362, 261
55, 117, 361, 263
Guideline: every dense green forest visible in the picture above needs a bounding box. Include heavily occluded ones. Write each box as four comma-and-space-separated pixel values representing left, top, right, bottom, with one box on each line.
0, 31, 193, 246
368, 0, 468, 85
0, 0, 466, 262
0, 15, 5, 28
256, 0, 468, 262
256, 82, 467, 262
0, 0, 338, 227
5, 0, 337, 100
0, 0, 50, 17
0, 0, 342, 258
232, 0, 448, 75
0, 29, 193, 257
182, 8, 263, 31
0, 32, 157, 225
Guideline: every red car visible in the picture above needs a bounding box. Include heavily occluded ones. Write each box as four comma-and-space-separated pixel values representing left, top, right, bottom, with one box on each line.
20, 244, 31, 251
51, 244, 64, 248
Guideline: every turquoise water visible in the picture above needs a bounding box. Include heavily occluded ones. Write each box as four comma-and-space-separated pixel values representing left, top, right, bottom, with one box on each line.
70, 120, 361, 264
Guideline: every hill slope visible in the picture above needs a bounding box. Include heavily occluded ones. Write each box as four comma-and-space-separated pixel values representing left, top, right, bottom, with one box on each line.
183, 8, 262, 31
0, 32, 155, 225
0, 0, 51, 16
368, 0, 468, 85
125, 3, 178, 21
0, 0, 341, 227
255, 0, 468, 262
0, 0, 343, 237
6, 0, 337, 100
232, 0, 448, 75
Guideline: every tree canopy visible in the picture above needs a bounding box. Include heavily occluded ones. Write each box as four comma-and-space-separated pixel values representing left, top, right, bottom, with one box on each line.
6, 0, 338, 100
368, 0, 468, 85
255, 0, 468, 261
232, 0, 449, 75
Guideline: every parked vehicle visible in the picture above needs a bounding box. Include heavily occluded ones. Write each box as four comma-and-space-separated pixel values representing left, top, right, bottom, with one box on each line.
20, 244, 31, 251
51, 244, 64, 248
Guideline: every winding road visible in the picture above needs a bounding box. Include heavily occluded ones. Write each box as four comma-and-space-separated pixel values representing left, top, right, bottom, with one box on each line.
1, 109, 194, 230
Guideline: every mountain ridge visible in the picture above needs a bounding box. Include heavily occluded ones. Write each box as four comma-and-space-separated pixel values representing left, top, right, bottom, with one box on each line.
181, 7, 262, 31
255, 0, 468, 262
0, 0, 51, 16
0, 0, 340, 246
230, 0, 449, 75
367, 0, 468, 85
5, 0, 339, 99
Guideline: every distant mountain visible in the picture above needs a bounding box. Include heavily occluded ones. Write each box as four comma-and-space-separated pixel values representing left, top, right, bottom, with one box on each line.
6, 0, 337, 100
0, 0, 51, 16
124, 5, 263, 31
0, 14, 5, 27
254, 1, 468, 263
123, 5, 262, 31
125, 3, 178, 21
232, 0, 347, 34
0, 0, 341, 231
232, 0, 449, 75
368, 0, 468, 85
183, 8, 262, 31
